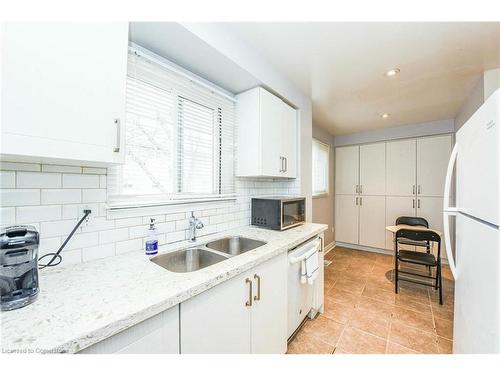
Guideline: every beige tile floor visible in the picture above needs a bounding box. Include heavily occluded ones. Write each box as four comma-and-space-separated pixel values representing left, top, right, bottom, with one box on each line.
287, 246, 455, 354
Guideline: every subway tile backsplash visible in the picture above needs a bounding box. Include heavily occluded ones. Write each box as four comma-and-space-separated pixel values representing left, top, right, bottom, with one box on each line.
0, 162, 301, 266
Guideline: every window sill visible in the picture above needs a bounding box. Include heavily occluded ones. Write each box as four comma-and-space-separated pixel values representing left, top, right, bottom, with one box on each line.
312, 193, 329, 199
106, 196, 237, 219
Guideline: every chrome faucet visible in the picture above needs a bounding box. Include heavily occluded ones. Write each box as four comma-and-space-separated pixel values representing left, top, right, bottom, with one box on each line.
188, 211, 204, 242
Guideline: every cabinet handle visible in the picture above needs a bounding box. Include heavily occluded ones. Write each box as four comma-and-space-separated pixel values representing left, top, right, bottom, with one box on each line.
284, 157, 287, 172
412, 185, 416, 195
355, 185, 359, 194
360, 197, 362, 206
253, 274, 261, 301
245, 278, 253, 307
113, 119, 121, 153
412, 199, 415, 209
418, 199, 421, 209
356, 197, 359, 206
418, 185, 421, 195
360, 185, 363, 194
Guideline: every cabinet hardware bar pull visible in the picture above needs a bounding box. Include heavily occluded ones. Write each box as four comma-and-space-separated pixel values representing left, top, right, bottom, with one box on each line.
245, 278, 253, 307
412, 199, 415, 209
412, 185, 415, 194
360, 185, 363, 194
360, 197, 362, 206
355, 185, 359, 194
356, 197, 359, 205
284, 157, 287, 173
418, 199, 420, 209
253, 274, 261, 301
113, 119, 121, 152
418, 185, 421, 194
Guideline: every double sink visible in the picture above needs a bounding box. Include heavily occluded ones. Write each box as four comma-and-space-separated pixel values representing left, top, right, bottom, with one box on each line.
150, 236, 267, 273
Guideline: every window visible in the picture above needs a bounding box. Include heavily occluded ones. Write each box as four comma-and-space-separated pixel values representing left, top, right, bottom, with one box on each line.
108, 49, 235, 207
312, 138, 329, 197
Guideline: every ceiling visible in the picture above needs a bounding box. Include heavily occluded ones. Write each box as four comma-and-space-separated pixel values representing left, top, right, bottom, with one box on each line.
129, 22, 260, 94
226, 22, 500, 135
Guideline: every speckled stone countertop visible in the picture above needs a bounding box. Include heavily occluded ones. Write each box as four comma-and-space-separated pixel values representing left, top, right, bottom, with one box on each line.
0, 223, 326, 353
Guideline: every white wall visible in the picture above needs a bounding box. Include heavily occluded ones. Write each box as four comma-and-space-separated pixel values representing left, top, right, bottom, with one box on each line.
0, 161, 299, 266
311, 126, 335, 247
334, 119, 454, 147
455, 67, 500, 131
179, 23, 313, 221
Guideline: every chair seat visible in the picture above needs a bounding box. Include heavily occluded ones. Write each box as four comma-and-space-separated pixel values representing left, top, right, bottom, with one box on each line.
397, 250, 437, 266
397, 238, 430, 248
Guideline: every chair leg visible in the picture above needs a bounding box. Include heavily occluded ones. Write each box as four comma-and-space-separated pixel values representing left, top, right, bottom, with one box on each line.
438, 262, 443, 305
394, 254, 399, 294
434, 263, 439, 290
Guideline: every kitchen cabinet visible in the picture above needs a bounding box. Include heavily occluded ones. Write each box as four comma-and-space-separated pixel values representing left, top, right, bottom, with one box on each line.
358, 195, 386, 249
385, 196, 417, 250
1, 23, 128, 165
386, 139, 417, 196
335, 146, 359, 195
335, 195, 359, 244
417, 135, 452, 197
79, 305, 179, 354
180, 253, 288, 354
236, 87, 297, 178
359, 143, 386, 195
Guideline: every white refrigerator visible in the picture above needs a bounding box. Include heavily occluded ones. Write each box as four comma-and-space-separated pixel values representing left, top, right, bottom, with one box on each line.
443, 88, 500, 353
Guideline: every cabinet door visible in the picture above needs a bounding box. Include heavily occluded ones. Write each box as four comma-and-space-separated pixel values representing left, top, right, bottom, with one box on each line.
360, 142, 386, 195
385, 196, 417, 250
180, 274, 252, 353
335, 146, 359, 195
359, 196, 386, 249
1, 23, 128, 165
79, 306, 179, 354
260, 88, 284, 177
417, 196, 447, 260
335, 195, 359, 244
251, 253, 288, 354
281, 103, 297, 178
386, 139, 417, 196
417, 135, 452, 197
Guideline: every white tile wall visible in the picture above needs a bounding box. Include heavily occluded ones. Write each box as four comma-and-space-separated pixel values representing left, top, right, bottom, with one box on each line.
0, 162, 300, 266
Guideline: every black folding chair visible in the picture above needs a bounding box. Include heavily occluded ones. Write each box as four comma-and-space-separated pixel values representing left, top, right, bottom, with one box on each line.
394, 228, 443, 305
395, 216, 431, 252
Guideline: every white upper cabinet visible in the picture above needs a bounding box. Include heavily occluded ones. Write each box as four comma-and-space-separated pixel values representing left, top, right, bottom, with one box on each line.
236, 87, 297, 178
416, 135, 452, 197
1, 23, 129, 165
359, 142, 386, 195
386, 139, 417, 196
335, 145, 359, 195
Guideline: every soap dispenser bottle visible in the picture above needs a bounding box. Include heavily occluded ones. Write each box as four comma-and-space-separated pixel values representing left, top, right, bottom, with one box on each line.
145, 218, 158, 256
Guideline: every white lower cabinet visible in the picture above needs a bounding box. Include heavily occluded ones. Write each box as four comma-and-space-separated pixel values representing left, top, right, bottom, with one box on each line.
78, 305, 180, 354
358, 196, 386, 249
385, 196, 417, 250
335, 195, 359, 244
180, 253, 288, 354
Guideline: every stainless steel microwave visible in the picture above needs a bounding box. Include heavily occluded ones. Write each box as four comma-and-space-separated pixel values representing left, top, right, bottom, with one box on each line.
251, 197, 306, 230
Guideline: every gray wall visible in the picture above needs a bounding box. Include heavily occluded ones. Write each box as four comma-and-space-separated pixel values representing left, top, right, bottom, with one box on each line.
311, 125, 335, 247
334, 119, 454, 147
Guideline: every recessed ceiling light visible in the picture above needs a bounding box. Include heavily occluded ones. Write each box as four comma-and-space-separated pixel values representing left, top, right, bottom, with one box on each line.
385, 68, 400, 77
381, 113, 390, 119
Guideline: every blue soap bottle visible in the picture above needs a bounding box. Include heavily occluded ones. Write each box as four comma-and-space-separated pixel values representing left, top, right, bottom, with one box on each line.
145, 218, 158, 256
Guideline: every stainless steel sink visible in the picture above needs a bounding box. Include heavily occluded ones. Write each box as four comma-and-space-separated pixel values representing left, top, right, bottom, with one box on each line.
205, 236, 267, 256
150, 248, 227, 273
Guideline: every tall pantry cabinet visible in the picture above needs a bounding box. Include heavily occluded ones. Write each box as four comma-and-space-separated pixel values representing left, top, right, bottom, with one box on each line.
335, 134, 452, 255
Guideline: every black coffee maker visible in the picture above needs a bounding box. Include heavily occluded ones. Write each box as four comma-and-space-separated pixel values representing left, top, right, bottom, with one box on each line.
0, 225, 40, 311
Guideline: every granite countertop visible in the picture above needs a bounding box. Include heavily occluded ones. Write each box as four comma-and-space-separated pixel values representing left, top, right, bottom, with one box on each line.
0, 223, 327, 353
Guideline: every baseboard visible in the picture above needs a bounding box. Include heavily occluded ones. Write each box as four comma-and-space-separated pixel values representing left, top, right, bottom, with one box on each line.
335, 241, 449, 265
324, 241, 336, 255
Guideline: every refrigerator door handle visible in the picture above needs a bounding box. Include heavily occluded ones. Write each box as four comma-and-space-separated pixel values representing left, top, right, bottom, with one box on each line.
443, 143, 459, 279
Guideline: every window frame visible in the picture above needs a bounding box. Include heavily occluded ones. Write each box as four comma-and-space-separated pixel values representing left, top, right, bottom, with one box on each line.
107, 46, 236, 210
312, 138, 330, 198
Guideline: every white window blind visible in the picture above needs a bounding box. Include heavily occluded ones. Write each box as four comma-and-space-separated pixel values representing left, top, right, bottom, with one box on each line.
108, 49, 235, 207
312, 138, 329, 196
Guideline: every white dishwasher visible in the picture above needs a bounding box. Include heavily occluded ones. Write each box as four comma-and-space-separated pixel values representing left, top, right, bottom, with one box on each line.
287, 236, 323, 339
